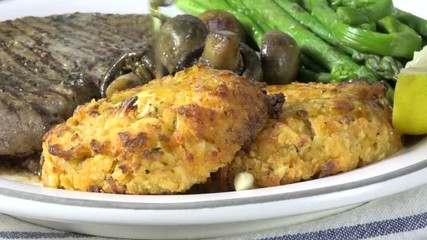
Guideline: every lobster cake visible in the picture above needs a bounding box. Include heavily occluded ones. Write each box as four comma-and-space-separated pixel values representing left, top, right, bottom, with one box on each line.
228, 81, 403, 188
41, 65, 278, 194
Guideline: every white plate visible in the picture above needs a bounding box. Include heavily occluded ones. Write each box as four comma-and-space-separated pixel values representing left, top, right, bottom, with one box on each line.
0, 0, 426, 239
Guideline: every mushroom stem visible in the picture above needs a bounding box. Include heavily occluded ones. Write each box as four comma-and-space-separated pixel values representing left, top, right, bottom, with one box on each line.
199, 31, 243, 73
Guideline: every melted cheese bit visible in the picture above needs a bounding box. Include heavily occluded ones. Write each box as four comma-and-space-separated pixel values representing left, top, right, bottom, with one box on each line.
233, 172, 254, 191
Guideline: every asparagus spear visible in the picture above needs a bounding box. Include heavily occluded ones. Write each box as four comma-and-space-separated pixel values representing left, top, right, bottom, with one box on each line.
336, 7, 370, 25
273, 0, 402, 81
332, 0, 393, 25
391, 8, 427, 39
305, 0, 422, 58
234, 0, 377, 82
298, 69, 331, 83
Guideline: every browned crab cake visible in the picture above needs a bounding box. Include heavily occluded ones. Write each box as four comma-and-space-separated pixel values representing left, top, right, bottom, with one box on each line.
228, 81, 403, 188
41, 65, 272, 194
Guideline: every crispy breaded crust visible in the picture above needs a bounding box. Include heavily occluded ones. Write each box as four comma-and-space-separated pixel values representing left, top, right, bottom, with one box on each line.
228, 81, 403, 188
41, 65, 271, 194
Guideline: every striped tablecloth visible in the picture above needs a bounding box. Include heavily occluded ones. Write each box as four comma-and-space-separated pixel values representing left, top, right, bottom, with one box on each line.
0, 183, 426, 240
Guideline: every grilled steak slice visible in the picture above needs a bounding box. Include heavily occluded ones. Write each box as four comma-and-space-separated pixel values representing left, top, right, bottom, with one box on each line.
0, 13, 152, 159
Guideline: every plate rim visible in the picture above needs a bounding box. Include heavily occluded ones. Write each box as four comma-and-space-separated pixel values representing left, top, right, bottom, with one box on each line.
0, 138, 426, 211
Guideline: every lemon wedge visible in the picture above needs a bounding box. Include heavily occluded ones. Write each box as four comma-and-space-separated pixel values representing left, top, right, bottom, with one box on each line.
393, 46, 427, 135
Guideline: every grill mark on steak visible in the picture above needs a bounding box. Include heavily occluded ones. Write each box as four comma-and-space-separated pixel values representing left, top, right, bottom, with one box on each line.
10, 18, 100, 71
59, 15, 122, 47
1, 21, 63, 75
0, 21, 74, 89
36, 19, 109, 55
0, 95, 21, 119
0, 13, 152, 159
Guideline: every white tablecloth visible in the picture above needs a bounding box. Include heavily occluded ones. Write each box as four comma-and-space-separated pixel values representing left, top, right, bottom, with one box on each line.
0, 183, 426, 240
